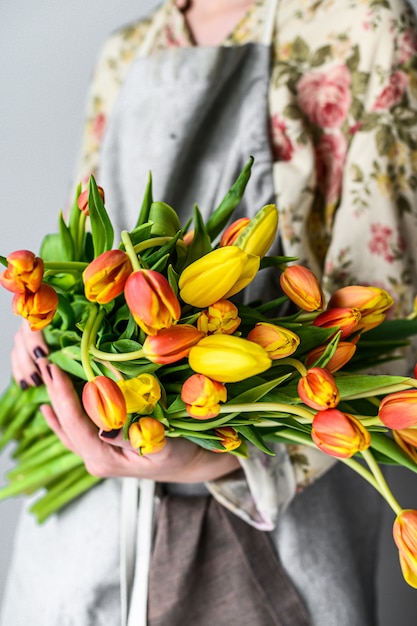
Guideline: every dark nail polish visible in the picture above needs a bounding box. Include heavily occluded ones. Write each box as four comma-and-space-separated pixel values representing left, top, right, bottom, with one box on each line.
31, 372, 43, 387
99, 428, 121, 439
20, 379, 29, 391
33, 347, 46, 359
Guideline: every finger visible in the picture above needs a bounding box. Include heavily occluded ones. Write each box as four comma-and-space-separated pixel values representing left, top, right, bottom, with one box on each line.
11, 325, 45, 388
40, 404, 79, 453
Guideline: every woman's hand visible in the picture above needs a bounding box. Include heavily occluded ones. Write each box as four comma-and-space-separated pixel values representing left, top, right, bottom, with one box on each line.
35, 357, 240, 483
11, 321, 48, 389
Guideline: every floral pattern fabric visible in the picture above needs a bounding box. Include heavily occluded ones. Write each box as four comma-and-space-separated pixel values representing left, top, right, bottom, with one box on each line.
71, 0, 417, 527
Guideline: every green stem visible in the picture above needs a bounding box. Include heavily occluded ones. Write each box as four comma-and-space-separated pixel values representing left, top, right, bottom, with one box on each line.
134, 236, 188, 255
343, 382, 416, 401
169, 402, 315, 423
81, 306, 100, 381
121, 231, 141, 271
89, 345, 145, 362
77, 212, 87, 257
274, 357, 307, 377
361, 448, 402, 515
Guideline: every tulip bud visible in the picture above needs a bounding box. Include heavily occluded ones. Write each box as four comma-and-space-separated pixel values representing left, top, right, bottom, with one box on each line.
117, 373, 161, 414
311, 408, 371, 458
393, 509, 417, 588
12, 283, 58, 331
197, 300, 241, 335
83, 250, 133, 304
305, 341, 357, 373
233, 204, 279, 258
220, 218, 250, 247
82, 376, 127, 431
247, 322, 300, 359
125, 269, 181, 335
0, 250, 44, 294
378, 390, 417, 430
128, 417, 166, 455
298, 366, 340, 410
143, 324, 205, 365
188, 334, 272, 383
78, 185, 105, 216
280, 265, 325, 312
313, 307, 361, 339
328, 285, 394, 332
178, 247, 260, 308
214, 427, 242, 452
181, 374, 227, 419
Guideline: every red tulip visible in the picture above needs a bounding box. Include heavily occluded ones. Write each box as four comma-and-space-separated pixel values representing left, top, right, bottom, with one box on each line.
378, 390, 417, 430
82, 376, 127, 431
219, 217, 250, 247
125, 269, 181, 335
298, 367, 340, 410
143, 324, 205, 365
311, 409, 371, 458
181, 374, 227, 419
83, 250, 132, 304
328, 285, 393, 332
305, 341, 357, 373
313, 307, 361, 339
247, 322, 300, 359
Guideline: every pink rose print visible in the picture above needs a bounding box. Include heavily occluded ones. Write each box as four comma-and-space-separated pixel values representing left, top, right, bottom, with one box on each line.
92, 113, 106, 143
369, 223, 406, 263
297, 65, 352, 128
373, 71, 409, 110
315, 132, 348, 207
271, 114, 294, 161
398, 28, 417, 64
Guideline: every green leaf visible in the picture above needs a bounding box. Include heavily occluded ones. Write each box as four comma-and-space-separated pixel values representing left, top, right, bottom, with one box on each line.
205, 157, 253, 241
370, 432, 417, 473
134, 171, 153, 229
292, 36, 310, 62
149, 202, 181, 238
88, 176, 114, 256
336, 374, 410, 399
375, 124, 396, 156
235, 425, 275, 455
184, 204, 212, 266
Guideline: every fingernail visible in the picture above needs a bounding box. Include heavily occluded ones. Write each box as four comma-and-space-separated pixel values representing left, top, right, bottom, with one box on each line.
99, 428, 121, 439
31, 372, 43, 387
34, 347, 46, 359
20, 380, 29, 391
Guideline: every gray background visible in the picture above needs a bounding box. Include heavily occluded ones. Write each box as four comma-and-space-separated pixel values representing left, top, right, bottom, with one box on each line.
0, 1, 416, 623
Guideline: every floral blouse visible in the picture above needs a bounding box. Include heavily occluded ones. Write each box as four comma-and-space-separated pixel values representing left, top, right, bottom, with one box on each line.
72, 0, 417, 527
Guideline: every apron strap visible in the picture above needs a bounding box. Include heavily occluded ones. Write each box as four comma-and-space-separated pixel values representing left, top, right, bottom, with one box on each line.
147, 493, 311, 626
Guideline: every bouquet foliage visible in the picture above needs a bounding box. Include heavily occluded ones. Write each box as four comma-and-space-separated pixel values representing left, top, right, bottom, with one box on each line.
1, 159, 417, 587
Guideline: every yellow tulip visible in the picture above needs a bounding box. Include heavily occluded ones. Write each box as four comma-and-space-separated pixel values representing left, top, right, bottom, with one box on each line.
181, 373, 227, 419
178, 247, 260, 308
393, 509, 417, 588
197, 300, 241, 335
129, 417, 166, 455
117, 373, 161, 414
0, 250, 44, 294
188, 334, 271, 383
233, 204, 279, 258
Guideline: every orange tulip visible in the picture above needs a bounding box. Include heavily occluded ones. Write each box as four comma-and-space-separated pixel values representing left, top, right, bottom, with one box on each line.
219, 217, 250, 247
393, 429, 417, 464
77, 185, 105, 216
247, 322, 300, 359
311, 408, 371, 458
328, 285, 393, 332
82, 376, 127, 431
197, 299, 241, 335
313, 307, 361, 339
83, 250, 132, 304
279, 265, 325, 312
0, 250, 44, 294
181, 374, 227, 419
125, 269, 181, 335
378, 390, 417, 430
143, 324, 205, 365
305, 341, 357, 373
298, 366, 340, 410
12, 283, 58, 330
214, 427, 242, 452
128, 417, 166, 455
393, 509, 417, 588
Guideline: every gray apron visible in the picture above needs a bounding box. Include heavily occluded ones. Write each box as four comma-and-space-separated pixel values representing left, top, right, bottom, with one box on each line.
99, 2, 309, 625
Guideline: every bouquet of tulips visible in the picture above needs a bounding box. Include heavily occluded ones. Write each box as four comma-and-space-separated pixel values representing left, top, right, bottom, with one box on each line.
1, 159, 417, 587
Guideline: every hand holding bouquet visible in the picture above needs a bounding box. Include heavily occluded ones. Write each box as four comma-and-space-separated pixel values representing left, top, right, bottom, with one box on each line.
1, 159, 417, 587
